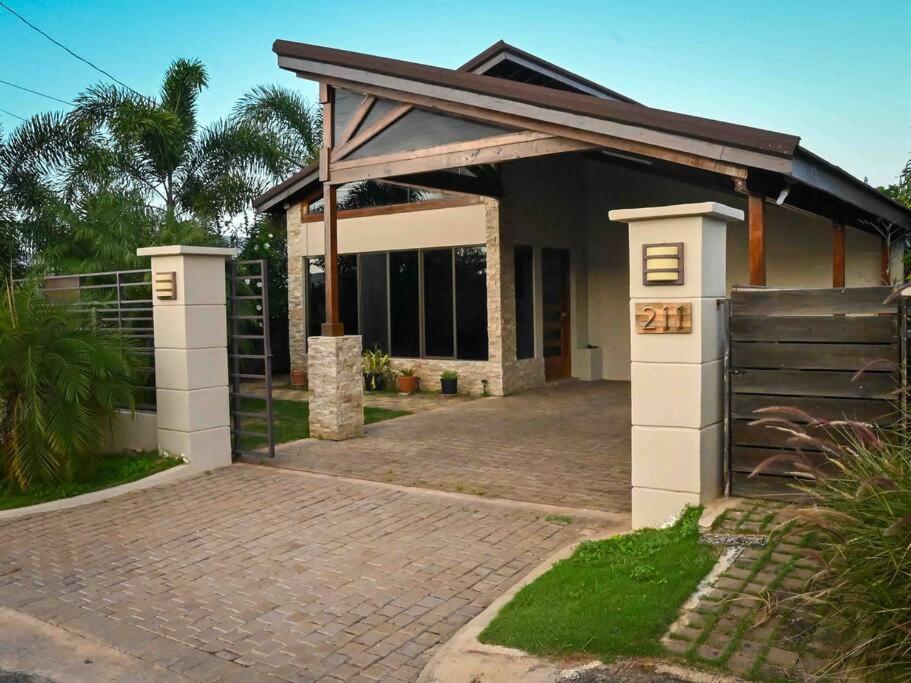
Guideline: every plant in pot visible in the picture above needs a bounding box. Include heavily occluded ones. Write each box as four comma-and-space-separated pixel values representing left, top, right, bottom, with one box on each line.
396, 367, 419, 394
440, 370, 459, 396
362, 346, 392, 392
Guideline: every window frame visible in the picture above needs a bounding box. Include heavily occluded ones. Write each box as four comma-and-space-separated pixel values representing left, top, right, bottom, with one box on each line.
304, 245, 488, 361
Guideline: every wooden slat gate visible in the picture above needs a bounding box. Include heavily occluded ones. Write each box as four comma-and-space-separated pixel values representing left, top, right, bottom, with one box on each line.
726, 286, 906, 498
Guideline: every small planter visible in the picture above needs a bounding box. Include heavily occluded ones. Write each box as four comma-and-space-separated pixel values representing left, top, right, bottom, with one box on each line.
290, 369, 307, 388
440, 373, 458, 396
364, 373, 385, 392
397, 375, 419, 394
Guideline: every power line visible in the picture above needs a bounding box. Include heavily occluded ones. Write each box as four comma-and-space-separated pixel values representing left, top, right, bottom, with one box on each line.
0, 1, 141, 97
0, 106, 26, 121
0, 79, 73, 106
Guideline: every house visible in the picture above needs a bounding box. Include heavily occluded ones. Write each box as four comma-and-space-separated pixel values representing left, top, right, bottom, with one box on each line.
254, 40, 910, 398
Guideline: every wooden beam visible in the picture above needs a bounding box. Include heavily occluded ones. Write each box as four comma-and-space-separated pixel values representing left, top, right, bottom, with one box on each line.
337, 95, 376, 147
306, 72, 750, 180
330, 131, 597, 184
300, 195, 483, 223
332, 103, 412, 162
386, 169, 499, 197
881, 236, 891, 285
832, 221, 845, 288
748, 193, 766, 286
322, 183, 343, 336
319, 84, 334, 182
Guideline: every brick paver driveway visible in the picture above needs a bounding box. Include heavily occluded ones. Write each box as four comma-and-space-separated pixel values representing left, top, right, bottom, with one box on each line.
0, 465, 620, 682
254, 380, 631, 512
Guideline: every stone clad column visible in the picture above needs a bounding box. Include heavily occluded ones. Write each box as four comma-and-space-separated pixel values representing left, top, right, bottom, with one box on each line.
308, 336, 364, 440
609, 203, 743, 529
137, 245, 237, 470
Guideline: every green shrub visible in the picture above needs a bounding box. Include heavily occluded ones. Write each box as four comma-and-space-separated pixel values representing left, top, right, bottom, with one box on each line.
440, 370, 458, 381
751, 407, 911, 679
0, 278, 139, 491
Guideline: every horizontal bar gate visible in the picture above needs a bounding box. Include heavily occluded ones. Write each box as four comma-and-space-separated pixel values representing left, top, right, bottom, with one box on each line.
726, 286, 906, 498
227, 259, 275, 459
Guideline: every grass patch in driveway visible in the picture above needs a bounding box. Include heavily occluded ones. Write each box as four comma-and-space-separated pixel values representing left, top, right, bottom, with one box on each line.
0, 451, 181, 511
479, 506, 718, 662
237, 397, 410, 449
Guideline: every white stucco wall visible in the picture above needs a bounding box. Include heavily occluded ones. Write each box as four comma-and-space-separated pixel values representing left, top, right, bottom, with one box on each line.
582, 159, 884, 381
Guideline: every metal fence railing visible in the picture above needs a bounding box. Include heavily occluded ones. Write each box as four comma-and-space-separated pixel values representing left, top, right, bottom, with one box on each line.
32, 269, 157, 412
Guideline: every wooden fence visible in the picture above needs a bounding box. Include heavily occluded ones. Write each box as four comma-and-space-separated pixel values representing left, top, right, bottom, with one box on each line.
727, 286, 906, 498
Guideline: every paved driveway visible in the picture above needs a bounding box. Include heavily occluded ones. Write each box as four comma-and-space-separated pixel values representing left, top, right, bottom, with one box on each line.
257, 380, 632, 512
0, 466, 620, 682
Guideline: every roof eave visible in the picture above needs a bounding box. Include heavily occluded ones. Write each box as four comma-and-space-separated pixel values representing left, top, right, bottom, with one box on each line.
791, 147, 911, 231
253, 164, 319, 214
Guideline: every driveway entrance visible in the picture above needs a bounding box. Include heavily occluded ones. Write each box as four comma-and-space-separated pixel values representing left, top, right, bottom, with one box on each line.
262, 380, 632, 513
0, 466, 621, 682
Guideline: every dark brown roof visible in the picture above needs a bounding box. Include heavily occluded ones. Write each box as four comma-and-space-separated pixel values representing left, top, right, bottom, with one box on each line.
459, 40, 638, 103
253, 162, 317, 212
273, 39, 800, 158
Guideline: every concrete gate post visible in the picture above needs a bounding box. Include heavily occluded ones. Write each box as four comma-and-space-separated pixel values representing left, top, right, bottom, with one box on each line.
307, 335, 364, 440
609, 203, 743, 529
137, 245, 238, 470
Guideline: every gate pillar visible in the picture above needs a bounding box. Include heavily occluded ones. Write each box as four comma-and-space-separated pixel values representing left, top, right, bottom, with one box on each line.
137, 245, 237, 470
609, 203, 743, 529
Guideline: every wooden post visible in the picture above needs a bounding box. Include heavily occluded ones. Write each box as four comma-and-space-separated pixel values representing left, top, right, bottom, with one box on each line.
747, 193, 766, 286
832, 221, 846, 288
322, 183, 343, 336
881, 236, 891, 285
319, 82, 344, 336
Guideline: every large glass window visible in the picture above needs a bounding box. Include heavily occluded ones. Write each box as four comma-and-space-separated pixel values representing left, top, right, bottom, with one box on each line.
389, 251, 420, 357
307, 247, 487, 361
514, 245, 535, 359
455, 247, 488, 360
306, 255, 357, 340
359, 252, 388, 351
422, 249, 455, 357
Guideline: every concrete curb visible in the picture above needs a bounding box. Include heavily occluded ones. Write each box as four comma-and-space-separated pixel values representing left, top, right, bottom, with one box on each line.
417, 522, 629, 683
0, 464, 194, 521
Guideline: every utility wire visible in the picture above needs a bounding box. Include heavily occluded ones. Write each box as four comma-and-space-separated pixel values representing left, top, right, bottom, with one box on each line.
0, 1, 141, 97
0, 106, 26, 121
0, 79, 73, 106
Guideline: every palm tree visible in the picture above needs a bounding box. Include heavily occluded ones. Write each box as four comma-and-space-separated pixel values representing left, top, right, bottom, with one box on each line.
70, 59, 291, 234
0, 278, 138, 490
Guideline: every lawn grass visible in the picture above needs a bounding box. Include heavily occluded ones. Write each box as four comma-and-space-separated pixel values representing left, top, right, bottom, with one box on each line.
0, 451, 182, 511
236, 397, 410, 449
479, 506, 718, 662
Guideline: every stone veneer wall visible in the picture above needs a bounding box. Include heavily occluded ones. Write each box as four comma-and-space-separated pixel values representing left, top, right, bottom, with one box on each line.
287, 205, 307, 380
307, 335, 364, 440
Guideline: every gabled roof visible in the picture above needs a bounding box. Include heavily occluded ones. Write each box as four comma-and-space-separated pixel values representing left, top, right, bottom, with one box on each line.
274, 40, 798, 159
460, 40, 638, 103
257, 40, 911, 230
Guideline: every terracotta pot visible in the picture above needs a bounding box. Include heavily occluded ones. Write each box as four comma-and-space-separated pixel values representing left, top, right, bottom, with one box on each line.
290, 369, 307, 388
397, 375, 419, 394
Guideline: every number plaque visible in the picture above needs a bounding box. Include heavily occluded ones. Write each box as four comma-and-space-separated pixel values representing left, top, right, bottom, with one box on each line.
635, 302, 692, 334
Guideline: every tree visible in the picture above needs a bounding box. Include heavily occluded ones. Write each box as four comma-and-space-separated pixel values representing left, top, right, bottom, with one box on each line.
879, 159, 911, 209
69, 59, 291, 236
0, 278, 139, 490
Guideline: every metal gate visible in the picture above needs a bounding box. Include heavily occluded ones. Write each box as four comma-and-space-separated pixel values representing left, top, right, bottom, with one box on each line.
227, 259, 275, 459
725, 286, 906, 498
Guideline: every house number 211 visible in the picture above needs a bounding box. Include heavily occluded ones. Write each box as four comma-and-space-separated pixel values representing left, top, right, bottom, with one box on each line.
634, 302, 692, 334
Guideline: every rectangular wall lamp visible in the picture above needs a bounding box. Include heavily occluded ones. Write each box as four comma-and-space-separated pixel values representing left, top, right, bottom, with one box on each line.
642, 242, 684, 286
154, 271, 177, 300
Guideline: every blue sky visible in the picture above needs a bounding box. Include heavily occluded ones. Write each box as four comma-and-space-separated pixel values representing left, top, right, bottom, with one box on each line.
1, 1, 908, 187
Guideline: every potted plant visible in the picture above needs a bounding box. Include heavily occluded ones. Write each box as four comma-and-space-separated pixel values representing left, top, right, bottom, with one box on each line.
440, 370, 459, 396
396, 367, 419, 394
362, 346, 391, 392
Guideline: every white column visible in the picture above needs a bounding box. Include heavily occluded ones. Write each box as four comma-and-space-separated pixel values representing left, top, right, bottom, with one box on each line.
137, 245, 237, 470
609, 203, 743, 529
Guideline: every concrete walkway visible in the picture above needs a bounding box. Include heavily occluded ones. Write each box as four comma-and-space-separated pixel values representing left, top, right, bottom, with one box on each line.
0, 465, 624, 682
250, 380, 632, 513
